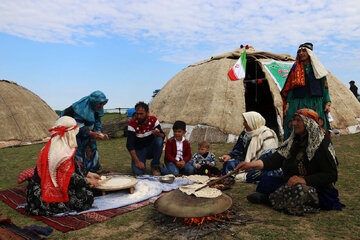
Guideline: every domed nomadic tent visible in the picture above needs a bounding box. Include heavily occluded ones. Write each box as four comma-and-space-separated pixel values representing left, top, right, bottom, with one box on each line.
0, 80, 58, 148
150, 46, 360, 143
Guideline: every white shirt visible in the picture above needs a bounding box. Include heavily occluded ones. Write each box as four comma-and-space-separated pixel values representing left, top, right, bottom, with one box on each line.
175, 136, 185, 161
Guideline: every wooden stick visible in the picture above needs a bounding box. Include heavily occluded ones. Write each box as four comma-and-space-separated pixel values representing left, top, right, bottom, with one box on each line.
194, 166, 244, 192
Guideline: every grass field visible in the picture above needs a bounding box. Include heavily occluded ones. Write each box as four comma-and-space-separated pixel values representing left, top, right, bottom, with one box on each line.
0, 131, 359, 240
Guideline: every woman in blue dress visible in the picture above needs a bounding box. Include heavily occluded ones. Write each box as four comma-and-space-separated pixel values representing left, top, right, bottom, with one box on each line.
60, 91, 109, 172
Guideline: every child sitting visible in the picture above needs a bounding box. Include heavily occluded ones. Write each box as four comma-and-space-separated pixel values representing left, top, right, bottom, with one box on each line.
161, 121, 194, 176
191, 141, 220, 176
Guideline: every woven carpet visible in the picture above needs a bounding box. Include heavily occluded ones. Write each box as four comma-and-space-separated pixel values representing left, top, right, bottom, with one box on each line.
0, 186, 159, 232
0, 218, 43, 240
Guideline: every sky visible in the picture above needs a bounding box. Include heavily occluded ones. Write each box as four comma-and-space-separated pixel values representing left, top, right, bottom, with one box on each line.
0, 0, 359, 110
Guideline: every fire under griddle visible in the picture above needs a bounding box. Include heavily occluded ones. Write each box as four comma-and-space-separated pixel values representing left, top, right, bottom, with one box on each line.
151, 201, 259, 239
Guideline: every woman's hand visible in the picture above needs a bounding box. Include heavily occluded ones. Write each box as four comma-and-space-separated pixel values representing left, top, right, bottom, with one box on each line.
89, 131, 109, 140
100, 133, 109, 140
219, 155, 231, 162
287, 176, 306, 187
86, 172, 101, 188
237, 160, 264, 172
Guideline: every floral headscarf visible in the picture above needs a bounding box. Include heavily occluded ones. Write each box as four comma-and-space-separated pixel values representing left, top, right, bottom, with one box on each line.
277, 109, 326, 161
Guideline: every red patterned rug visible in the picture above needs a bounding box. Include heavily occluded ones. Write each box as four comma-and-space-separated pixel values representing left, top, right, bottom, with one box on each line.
0, 186, 160, 232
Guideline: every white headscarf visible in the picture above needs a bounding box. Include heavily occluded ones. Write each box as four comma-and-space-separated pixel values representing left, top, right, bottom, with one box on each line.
305, 48, 328, 79
242, 112, 278, 163
48, 116, 79, 187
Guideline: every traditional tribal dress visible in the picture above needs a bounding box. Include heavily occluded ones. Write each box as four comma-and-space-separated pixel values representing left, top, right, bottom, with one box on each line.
60, 91, 108, 172
25, 160, 94, 216
25, 117, 94, 216
281, 48, 330, 139
257, 109, 344, 216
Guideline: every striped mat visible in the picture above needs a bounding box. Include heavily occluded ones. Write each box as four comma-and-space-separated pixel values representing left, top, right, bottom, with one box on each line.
0, 186, 159, 232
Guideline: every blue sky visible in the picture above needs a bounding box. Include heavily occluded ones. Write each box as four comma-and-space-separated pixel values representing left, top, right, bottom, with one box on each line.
1, 0, 359, 110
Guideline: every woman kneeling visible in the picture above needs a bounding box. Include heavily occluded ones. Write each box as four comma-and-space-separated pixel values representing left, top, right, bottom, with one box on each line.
25, 116, 100, 216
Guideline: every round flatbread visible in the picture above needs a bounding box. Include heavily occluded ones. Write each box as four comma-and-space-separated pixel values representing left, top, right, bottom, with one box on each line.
96, 176, 138, 191
184, 175, 209, 184
179, 184, 222, 198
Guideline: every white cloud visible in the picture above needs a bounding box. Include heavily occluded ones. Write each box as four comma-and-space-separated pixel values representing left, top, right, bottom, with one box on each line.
0, 0, 359, 69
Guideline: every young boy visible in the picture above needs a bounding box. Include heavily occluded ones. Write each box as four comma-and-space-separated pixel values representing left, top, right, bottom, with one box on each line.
191, 141, 220, 176
161, 121, 194, 176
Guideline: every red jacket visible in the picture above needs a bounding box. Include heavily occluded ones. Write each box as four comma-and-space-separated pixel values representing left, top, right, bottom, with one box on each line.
164, 137, 192, 164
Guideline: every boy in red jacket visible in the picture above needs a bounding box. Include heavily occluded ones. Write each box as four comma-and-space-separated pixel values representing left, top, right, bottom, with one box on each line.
161, 121, 195, 176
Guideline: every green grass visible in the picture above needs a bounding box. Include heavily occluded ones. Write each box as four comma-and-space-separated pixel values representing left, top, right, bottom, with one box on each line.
0, 133, 360, 239
101, 112, 128, 122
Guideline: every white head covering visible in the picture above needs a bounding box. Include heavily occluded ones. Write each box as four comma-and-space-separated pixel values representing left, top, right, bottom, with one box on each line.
243, 111, 266, 131
242, 112, 278, 163
304, 48, 328, 79
48, 116, 79, 187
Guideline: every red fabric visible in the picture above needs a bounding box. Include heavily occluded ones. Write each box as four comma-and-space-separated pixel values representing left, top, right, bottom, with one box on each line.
293, 59, 306, 87
228, 68, 239, 81
280, 57, 306, 114
36, 139, 75, 203
49, 125, 78, 138
17, 168, 35, 184
0, 186, 162, 233
164, 137, 192, 164
295, 109, 328, 136
296, 109, 320, 122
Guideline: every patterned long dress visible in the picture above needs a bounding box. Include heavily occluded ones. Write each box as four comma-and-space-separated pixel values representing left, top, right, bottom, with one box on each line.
25, 160, 94, 216
283, 65, 331, 139
257, 114, 344, 216
60, 90, 108, 173
72, 111, 102, 172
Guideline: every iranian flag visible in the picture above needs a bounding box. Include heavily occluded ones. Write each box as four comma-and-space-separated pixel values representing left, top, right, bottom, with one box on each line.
228, 50, 247, 81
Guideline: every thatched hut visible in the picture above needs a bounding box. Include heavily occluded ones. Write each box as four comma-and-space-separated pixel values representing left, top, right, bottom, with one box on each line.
0, 80, 58, 148
150, 47, 360, 142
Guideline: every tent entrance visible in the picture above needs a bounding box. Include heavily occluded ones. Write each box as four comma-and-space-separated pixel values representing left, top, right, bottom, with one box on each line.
244, 61, 278, 133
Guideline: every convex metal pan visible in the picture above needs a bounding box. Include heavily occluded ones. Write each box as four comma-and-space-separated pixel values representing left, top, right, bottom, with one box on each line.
154, 189, 232, 218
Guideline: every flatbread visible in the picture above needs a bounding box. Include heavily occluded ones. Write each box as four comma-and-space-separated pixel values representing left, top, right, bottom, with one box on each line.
96, 176, 138, 191
179, 184, 222, 198
184, 175, 209, 184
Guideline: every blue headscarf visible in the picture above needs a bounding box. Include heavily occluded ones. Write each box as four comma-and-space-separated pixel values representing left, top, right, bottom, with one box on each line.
71, 91, 108, 123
